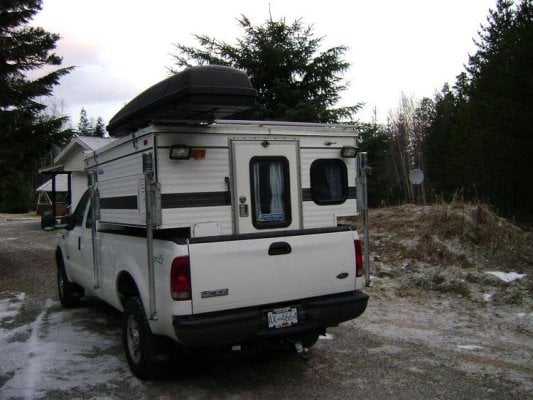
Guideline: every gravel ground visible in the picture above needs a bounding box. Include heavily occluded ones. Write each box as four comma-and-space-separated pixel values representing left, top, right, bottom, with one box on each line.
0, 215, 531, 399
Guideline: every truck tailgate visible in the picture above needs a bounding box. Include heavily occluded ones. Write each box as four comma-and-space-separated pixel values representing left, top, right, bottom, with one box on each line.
188, 228, 356, 314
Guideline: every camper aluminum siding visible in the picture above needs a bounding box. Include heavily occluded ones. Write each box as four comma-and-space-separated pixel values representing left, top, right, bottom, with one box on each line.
85, 121, 359, 232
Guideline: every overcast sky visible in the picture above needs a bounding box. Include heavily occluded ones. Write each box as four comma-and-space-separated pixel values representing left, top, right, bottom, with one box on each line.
32, 0, 496, 126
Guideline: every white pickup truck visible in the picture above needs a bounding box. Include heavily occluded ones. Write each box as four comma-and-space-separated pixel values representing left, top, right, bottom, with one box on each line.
46, 191, 368, 379
42, 66, 369, 379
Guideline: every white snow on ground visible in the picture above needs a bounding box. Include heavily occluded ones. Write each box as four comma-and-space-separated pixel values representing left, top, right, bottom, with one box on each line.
0, 298, 136, 400
457, 344, 484, 351
0, 292, 25, 323
485, 271, 526, 282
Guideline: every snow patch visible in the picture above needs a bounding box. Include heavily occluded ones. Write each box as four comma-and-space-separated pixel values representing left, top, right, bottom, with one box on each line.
0, 300, 134, 399
485, 271, 526, 283
0, 292, 26, 324
457, 344, 484, 351
483, 293, 493, 302
319, 333, 334, 340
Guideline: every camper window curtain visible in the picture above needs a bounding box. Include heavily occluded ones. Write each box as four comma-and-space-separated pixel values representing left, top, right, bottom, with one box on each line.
251, 157, 291, 228
310, 159, 348, 205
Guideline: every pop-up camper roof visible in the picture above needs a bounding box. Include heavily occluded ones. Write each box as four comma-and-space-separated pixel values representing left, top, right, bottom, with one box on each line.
107, 65, 256, 136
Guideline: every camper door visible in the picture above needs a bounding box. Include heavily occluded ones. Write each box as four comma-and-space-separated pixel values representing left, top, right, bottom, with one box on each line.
231, 140, 301, 234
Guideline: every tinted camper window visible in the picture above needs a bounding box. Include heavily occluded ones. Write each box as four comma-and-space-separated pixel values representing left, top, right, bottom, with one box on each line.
250, 157, 291, 229
310, 159, 348, 205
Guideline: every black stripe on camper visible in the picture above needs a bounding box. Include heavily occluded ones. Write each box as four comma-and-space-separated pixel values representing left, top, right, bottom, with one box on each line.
100, 196, 138, 209
302, 188, 313, 201
161, 192, 230, 209
302, 187, 357, 202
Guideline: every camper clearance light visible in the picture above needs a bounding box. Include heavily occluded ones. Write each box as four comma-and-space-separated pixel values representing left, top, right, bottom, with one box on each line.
190, 149, 206, 159
341, 146, 358, 158
169, 145, 191, 159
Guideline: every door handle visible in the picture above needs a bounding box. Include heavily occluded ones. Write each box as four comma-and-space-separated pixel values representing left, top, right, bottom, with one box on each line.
238, 195, 249, 217
78, 237, 81, 250
268, 242, 292, 256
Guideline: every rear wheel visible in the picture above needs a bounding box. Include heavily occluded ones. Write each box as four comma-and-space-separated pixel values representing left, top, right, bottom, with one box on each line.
122, 297, 168, 380
57, 255, 83, 308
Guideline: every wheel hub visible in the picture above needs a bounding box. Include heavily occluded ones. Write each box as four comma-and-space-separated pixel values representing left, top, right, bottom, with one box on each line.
127, 315, 141, 364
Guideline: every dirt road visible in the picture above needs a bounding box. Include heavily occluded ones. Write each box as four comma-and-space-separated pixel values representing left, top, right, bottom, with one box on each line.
0, 216, 531, 399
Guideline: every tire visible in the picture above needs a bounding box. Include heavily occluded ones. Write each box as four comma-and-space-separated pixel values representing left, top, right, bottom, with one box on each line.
122, 297, 168, 380
57, 255, 83, 308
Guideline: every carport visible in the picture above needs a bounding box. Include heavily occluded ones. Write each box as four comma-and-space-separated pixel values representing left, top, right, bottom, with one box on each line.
39, 136, 115, 220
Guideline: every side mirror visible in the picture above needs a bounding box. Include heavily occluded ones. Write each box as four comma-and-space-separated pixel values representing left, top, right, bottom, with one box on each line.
41, 211, 75, 231
63, 214, 77, 231
41, 211, 56, 231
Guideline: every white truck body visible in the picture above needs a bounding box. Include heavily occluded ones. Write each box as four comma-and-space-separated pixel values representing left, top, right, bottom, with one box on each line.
46, 66, 368, 378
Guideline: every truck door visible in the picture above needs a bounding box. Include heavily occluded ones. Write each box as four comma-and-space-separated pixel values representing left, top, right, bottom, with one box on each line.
231, 139, 301, 234
63, 190, 93, 286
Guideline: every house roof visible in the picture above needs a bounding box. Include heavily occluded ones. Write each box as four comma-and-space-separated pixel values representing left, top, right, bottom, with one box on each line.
39, 136, 116, 173
77, 136, 116, 151
36, 173, 68, 192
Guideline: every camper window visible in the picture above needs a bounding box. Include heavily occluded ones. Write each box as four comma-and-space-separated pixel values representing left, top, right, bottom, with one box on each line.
310, 159, 348, 205
250, 157, 291, 229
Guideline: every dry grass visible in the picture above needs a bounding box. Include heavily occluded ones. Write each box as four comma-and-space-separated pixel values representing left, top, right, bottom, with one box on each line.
344, 201, 533, 306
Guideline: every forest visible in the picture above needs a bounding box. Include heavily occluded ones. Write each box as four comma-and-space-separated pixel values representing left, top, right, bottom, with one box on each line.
1, 0, 531, 222
361, 0, 532, 222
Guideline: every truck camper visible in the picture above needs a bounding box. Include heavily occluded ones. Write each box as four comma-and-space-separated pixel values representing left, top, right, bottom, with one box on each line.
43, 65, 369, 379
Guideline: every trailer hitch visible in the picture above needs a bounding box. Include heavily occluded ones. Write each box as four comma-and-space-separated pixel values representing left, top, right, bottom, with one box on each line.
293, 341, 311, 359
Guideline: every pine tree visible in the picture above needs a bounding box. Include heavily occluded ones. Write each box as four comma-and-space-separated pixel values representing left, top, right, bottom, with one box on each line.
94, 117, 106, 137
465, 0, 533, 217
0, 0, 73, 212
170, 15, 361, 123
77, 107, 92, 135
424, 0, 533, 218
359, 120, 402, 206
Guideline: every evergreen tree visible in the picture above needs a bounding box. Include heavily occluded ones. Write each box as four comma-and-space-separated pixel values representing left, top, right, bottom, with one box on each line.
0, 0, 72, 212
359, 120, 402, 206
170, 15, 361, 123
425, 0, 532, 219
466, 0, 533, 217
425, 77, 471, 201
77, 107, 92, 135
94, 117, 106, 137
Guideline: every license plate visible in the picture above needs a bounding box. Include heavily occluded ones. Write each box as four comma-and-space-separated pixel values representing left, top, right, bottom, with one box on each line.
267, 307, 298, 329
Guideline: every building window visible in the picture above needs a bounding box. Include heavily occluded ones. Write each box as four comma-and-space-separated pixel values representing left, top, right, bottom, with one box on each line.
250, 157, 291, 229
310, 159, 348, 205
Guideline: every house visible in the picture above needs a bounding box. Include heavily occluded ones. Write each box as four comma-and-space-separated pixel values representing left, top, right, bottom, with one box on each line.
35, 173, 68, 215
39, 136, 115, 216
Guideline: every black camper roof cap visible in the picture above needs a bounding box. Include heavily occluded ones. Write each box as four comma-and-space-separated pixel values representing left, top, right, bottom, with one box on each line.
107, 65, 256, 136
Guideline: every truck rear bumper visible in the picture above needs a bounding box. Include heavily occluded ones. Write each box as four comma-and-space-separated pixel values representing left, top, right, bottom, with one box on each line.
172, 291, 369, 347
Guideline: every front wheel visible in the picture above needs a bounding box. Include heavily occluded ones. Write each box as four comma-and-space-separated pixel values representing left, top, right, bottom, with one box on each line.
57, 255, 83, 308
122, 297, 168, 380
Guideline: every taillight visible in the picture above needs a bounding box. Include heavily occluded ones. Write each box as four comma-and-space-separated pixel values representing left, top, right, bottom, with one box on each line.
171, 256, 191, 301
354, 240, 363, 277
